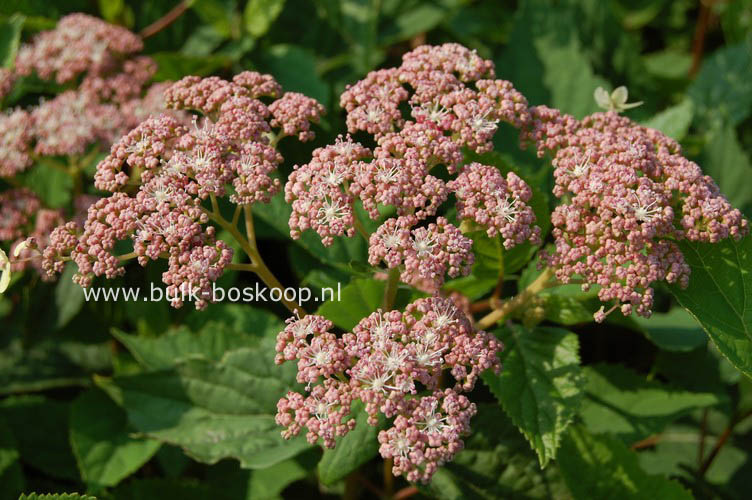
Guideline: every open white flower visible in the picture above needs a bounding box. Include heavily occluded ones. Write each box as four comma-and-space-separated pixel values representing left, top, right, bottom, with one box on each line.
594, 86, 643, 113
0, 248, 11, 294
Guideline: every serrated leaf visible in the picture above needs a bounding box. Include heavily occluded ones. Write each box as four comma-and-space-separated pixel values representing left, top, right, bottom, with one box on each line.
634, 307, 707, 352
114, 306, 282, 371
642, 99, 694, 141
482, 325, 583, 466
244, 0, 286, 37
558, 425, 693, 500
185, 303, 284, 334
580, 364, 721, 442
97, 339, 310, 470
318, 402, 383, 485
70, 389, 161, 491
423, 404, 569, 499
688, 39, 752, 127
668, 236, 752, 378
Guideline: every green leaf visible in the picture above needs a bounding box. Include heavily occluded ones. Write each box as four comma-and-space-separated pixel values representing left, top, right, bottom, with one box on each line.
204, 451, 316, 499
258, 44, 329, 108
189, 0, 238, 38
55, 263, 85, 329
0, 336, 110, 395
0, 14, 24, 69
23, 161, 73, 209
634, 307, 707, 352
70, 389, 160, 491
379, 3, 446, 46
96, 340, 310, 469
444, 230, 500, 300
98, 0, 124, 22
184, 303, 284, 335
701, 124, 752, 216
151, 53, 231, 81
688, 39, 752, 127
244, 0, 286, 37
642, 99, 694, 141
498, 0, 610, 119
482, 325, 583, 466
0, 395, 79, 480
253, 191, 367, 270
0, 416, 23, 498
114, 306, 282, 371
668, 235, 752, 378
423, 404, 569, 499
580, 364, 721, 442
318, 402, 383, 486
314, 0, 383, 73
558, 425, 693, 500
317, 278, 401, 330
642, 49, 693, 80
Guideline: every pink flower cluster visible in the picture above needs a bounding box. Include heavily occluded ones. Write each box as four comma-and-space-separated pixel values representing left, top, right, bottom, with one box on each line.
0, 189, 41, 242
522, 108, 748, 320
286, 44, 541, 289
368, 216, 474, 291
275, 297, 502, 482
449, 163, 541, 246
15, 13, 143, 84
0, 14, 185, 179
41, 73, 323, 308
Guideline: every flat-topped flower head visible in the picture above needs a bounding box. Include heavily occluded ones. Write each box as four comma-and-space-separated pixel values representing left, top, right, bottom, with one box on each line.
526, 109, 748, 320
275, 297, 501, 481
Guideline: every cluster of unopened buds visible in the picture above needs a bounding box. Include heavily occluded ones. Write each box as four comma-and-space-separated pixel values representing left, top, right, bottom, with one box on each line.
286, 44, 542, 293
275, 297, 501, 482
0, 14, 191, 279
37, 70, 323, 308
521, 105, 747, 319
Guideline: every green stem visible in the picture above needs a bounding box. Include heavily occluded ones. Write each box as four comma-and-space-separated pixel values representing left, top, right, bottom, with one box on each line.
382, 267, 400, 310
352, 210, 369, 241
243, 205, 258, 252
201, 205, 302, 315
476, 267, 556, 330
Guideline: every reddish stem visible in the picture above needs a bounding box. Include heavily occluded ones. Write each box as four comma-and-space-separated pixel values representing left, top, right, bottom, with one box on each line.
689, 0, 712, 77
698, 409, 752, 477
140, 1, 189, 39
394, 486, 419, 500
